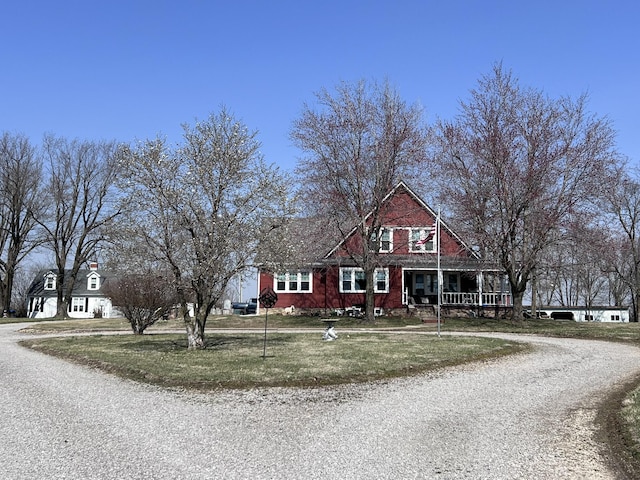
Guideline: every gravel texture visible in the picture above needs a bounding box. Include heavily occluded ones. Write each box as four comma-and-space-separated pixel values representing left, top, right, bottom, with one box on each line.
2, 324, 640, 479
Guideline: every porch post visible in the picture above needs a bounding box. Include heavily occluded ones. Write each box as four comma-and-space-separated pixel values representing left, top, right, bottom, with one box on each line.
477, 271, 483, 308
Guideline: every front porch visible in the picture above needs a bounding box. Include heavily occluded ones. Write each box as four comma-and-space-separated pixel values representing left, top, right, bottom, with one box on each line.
403, 269, 511, 308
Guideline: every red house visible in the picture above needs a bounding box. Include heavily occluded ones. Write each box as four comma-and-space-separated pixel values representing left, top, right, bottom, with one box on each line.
257, 181, 511, 318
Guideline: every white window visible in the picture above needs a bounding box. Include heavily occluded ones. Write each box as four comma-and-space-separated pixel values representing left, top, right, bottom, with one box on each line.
44, 273, 56, 290
274, 271, 312, 293
410, 227, 436, 252
71, 297, 85, 312
88, 274, 100, 290
340, 268, 389, 293
379, 228, 392, 252
375, 269, 388, 292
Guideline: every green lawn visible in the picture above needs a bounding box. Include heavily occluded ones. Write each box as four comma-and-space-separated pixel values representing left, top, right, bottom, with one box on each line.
19, 330, 524, 390
20, 313, 640, 393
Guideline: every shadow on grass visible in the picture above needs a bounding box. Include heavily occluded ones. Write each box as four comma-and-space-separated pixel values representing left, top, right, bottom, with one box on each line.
108, 333, 298, 353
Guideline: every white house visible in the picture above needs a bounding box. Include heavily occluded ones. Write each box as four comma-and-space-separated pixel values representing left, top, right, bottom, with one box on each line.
26, 262, 117, 319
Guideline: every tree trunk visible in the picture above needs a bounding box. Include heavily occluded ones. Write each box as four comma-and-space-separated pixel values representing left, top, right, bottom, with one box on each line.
55, 270, 71, 318
185, 320, 205, 349
184, 305, 206, 349
0, 260, 16, 315
364, 268, 376, 323
632, 291, 640, 323
510, 289, 525, 323
56, 293, 69, 318
0, 281, 8, 316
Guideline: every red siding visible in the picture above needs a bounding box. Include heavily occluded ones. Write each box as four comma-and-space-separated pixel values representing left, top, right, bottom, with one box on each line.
258, 266, 405, 311
257, 184, 475, 312
336, 189, 470, 258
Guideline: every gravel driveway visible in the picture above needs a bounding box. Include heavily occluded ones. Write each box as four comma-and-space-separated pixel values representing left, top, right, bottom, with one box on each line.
2, 323, 640, 479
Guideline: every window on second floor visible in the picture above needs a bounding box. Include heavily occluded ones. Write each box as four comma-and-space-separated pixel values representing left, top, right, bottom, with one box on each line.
88, 274, 100, 290
274, 271, 312, 293
368, 228, 393, 252
409, 228, 435, 252
379, 228, 392, 252
44, 273, 56, 290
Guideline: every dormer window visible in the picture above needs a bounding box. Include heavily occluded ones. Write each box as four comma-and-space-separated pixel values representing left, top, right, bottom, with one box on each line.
87, 273, 100, 290
44, 273, 56, 290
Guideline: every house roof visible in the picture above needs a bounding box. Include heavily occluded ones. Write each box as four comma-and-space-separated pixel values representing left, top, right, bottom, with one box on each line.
254, 215, 343, 270
27, 268, 118, 298
257, 180, 496, 271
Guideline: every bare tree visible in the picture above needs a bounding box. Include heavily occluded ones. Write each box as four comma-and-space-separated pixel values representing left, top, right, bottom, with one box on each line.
102, 273, 177, 334
37, 135, 121, 317
10, 261, 49, 317
535, 220, 623, 312
117, 109, 294, 349
0, 133, 43, 316
433, 64, 620, 321
556, 220, 610, 312
603, 172, 640, 321
291, 80, 429, 322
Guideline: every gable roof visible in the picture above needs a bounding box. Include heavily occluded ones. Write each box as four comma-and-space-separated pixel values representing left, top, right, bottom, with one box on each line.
27, 268, 117, 298
324, 180, 479, 259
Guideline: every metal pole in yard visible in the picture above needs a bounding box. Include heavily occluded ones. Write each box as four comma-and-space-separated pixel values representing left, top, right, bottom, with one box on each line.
437, 207, 441, 338
262, 308, 268, 359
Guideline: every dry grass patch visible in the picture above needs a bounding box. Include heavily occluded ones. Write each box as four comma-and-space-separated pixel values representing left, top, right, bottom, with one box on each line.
18, 314, 427, 334
20, 332, 526, 390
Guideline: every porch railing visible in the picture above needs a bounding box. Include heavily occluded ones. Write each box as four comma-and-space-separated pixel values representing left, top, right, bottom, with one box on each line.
441, 292, 512, 307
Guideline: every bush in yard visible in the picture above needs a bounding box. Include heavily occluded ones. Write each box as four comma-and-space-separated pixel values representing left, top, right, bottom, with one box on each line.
103, 274, 177, 334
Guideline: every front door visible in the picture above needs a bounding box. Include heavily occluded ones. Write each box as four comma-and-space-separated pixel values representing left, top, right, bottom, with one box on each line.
405, 271, 438, 305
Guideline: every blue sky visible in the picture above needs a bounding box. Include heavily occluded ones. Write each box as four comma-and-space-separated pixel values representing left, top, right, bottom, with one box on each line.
2, 0, 639, 172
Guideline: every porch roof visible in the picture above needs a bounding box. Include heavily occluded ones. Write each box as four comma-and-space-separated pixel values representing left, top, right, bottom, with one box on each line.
320, 255, 503, 272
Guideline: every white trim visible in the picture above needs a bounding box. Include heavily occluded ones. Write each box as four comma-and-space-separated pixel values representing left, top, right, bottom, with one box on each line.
378, 227, 393, 253
339, 267, 389, 293
87, 272, 101, 290
408, 227, 436, 253
44, 272, 56, 290
274, 271, 313, 293
71, 297, 86, 312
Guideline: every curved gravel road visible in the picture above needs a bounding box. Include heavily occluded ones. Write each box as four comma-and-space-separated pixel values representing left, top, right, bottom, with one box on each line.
2, 323, 640, 479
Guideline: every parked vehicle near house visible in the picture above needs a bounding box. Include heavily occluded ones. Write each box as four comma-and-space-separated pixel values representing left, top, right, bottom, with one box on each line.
231, 298, 257, 315
246, 298, 257, 314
